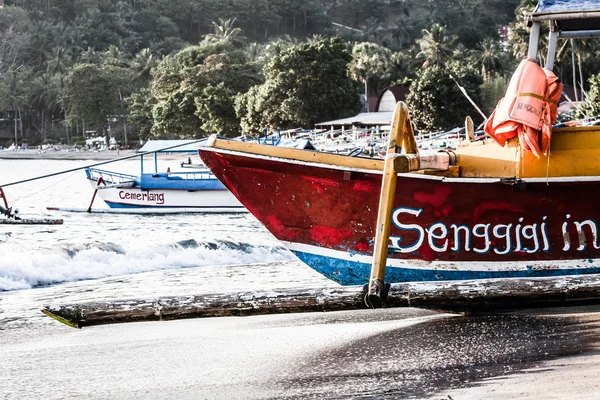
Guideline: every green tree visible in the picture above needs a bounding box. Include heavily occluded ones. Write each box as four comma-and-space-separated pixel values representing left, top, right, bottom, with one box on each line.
151, 39, 261, 138
479, 74, 508, 115
203, 18, 245, 48
0, 6, 30, 76
475, 38, 504, 79
407, 62, 483, 132
578, 73, 600, 118
349, 42, 392, 101
235, 37, 361, 133
0, 68, 31, 144
416, 23, 457, 68
131, 48, 158, 87
127, 88, 157, 140
61, 63, 121, 132
30, 72, 60, 140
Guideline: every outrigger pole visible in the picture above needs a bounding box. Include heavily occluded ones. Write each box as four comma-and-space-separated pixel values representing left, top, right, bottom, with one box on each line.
0, 138, 207, 189
367, 102, 419, 308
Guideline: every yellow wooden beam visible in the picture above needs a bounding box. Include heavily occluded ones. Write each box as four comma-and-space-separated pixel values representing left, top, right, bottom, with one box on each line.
367, 102, 409, 307
205, 135, 384, 171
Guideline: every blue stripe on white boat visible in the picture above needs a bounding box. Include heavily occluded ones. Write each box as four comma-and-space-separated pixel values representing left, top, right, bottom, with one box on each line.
283, 241, 600, 285
103, 200, 245, 209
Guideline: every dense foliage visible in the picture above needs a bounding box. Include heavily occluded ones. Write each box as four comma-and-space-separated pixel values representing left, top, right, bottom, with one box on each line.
236, 37, 361, 133
407, 62, 483, 132
2, 0, 600, 146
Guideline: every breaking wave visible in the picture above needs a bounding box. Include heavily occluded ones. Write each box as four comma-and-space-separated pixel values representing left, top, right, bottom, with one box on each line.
0, 239, 295, 291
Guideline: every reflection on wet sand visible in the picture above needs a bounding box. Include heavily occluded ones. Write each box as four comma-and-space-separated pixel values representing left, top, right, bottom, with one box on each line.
279, 308, 600, 399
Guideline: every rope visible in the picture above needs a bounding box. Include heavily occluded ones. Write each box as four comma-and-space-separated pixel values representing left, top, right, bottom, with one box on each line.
12, 171, 79, 203
0, 138, 208, 189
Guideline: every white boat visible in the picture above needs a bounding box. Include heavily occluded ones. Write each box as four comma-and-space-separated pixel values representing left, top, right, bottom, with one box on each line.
85, 140, 246, 213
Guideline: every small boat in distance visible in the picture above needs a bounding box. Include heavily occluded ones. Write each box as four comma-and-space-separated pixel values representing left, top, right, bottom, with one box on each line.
86, 140, 246, 213
198, 0, 600, 306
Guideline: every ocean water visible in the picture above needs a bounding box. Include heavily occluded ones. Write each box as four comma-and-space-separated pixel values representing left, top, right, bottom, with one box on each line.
0, 157, 334, 330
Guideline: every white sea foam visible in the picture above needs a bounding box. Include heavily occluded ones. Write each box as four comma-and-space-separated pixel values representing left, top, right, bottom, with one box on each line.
0, 240, 296, 291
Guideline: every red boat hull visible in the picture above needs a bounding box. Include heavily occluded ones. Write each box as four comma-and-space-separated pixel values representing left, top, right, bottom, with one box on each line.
199, 147, 600, 285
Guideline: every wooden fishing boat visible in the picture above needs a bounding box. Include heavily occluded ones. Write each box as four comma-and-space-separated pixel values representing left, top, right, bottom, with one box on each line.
85, 140, 246, 213
198, 1, 600, 305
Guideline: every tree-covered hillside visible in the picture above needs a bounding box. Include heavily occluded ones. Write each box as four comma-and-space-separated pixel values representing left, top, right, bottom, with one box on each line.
2, 0, 599, 147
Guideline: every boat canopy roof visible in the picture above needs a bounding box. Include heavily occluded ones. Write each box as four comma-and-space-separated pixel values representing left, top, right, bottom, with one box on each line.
531, 0, 600, 36
137, 139, 208, 154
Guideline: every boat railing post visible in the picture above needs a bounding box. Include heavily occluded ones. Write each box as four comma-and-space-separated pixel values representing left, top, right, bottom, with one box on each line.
546, 22, 558, 70
367, 101, 411, 308
528, 21, 541, 61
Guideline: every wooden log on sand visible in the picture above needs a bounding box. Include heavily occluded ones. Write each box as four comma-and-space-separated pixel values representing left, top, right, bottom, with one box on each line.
42, 274, 600, 328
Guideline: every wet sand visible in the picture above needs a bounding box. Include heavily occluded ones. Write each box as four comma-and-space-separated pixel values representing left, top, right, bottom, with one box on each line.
2, 306, 600, 399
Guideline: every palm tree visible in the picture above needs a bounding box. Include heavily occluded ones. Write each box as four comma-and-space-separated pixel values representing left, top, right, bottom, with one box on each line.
362, 17, 384, 43
416, 23, 457, 68
31, 72, 59, 139
79, 46, 101, 64
102, 45, 130, 68
262, 35, 297, 59
475, 38, 504, 79
349, 42, 392, 110
204, 18, 245, 48
131, 48, 157, 87
4, 70, 28, 145
46, 46, 71, 77
245, 42, 266, 63
389, 20, 413, 50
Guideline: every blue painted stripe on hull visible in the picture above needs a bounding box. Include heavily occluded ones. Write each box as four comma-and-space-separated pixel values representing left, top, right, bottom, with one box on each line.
104, 201, 245, 209
292, 250, 600, 286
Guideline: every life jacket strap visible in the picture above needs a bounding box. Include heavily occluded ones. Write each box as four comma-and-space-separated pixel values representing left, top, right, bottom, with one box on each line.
516, 92, 559, 106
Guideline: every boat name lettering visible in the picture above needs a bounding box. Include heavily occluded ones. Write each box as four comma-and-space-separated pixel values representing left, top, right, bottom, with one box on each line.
389, 207, 598, 254
515, 102, 540, 117
119, 191, 165, 204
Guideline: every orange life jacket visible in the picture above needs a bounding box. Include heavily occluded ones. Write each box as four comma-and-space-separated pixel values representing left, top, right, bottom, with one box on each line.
484, 58, 562, 158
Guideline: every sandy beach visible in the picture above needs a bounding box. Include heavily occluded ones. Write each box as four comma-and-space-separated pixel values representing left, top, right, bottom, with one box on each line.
0, 148, 139, 161
3, 303, 600, 400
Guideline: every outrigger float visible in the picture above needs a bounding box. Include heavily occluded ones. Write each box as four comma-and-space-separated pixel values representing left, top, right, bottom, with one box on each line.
0, 187, 63, 225
42, 0, 600, 328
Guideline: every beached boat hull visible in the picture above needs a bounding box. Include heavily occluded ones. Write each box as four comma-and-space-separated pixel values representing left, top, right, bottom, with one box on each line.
199, 144, 600, 285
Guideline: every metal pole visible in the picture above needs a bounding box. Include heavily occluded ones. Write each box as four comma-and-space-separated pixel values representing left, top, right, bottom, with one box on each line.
528, 22, 541, 61
571, 39, 579, 101
578, 51, 585, 99
546, 30, 558, 70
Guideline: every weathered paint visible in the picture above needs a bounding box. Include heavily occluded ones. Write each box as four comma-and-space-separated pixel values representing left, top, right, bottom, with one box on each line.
199, 145, 600, 285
